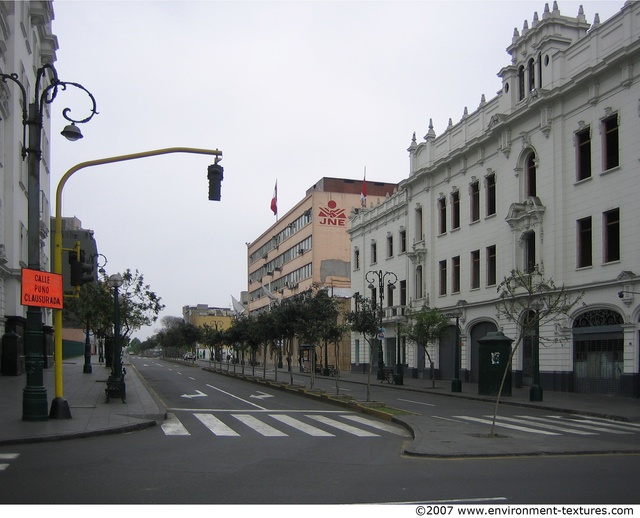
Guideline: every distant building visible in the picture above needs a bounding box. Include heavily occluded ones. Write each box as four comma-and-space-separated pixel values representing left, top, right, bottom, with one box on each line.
182, 304, 234, 360
248, 177, 398, 372
350, 2, 640, 397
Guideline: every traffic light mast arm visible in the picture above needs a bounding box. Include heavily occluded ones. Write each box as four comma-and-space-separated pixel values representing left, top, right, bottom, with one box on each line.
52, 146, 222, 401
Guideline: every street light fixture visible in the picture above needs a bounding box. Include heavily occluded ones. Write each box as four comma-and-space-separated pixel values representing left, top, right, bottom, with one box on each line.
106, 274, 125, 403
365, 270, 397, 380
1, 64, 97, 421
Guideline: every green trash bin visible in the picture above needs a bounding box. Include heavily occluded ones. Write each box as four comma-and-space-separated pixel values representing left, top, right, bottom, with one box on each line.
477, 331, 513, 396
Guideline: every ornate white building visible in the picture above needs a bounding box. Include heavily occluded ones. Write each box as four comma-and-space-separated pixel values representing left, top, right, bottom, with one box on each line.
0, 2, 57, 360
349, 1, 640, 397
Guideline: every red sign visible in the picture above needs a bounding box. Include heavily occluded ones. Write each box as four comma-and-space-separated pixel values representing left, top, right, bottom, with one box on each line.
21, 268, 63, 309
318, 200, 346, 227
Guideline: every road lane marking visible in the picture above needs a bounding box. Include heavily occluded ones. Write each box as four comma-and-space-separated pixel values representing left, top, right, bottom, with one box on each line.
161, 413, 190, 436
340, 414, 409, 436
206, 383, 266, 410
233, 414, 288, 436
496, 416, 596, 435
398, 398, 435, 407
454, 415, 559, 435
306, 414, 379, 437
194, 413, 240, 436
269, 414, 335, 436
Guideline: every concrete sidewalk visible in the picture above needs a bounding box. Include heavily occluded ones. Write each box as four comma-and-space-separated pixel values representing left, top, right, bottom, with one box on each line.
0, 357, 165, 446
1, 356, 639, 458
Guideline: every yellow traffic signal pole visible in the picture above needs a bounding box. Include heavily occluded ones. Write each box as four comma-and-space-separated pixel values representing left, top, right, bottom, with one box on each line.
50, 147, 222, 419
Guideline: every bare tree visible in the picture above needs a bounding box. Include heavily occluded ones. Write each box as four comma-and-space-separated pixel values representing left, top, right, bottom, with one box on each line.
490, 268, 583, 435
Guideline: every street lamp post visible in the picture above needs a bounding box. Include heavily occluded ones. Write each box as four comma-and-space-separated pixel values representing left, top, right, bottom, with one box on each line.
1, 64, 97, 421
445, 309, 463, 393
106, 274, 125, 403
365, 270, 397, 380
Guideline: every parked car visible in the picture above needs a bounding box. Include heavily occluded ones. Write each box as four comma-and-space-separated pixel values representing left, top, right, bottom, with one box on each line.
183, 353, 196, 362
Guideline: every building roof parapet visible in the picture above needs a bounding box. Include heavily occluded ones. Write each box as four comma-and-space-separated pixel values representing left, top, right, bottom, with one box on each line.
348, 187, 407, 233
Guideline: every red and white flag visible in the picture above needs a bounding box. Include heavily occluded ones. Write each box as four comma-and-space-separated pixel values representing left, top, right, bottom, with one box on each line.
360, 169, 367, 208
270, 180, 278, 216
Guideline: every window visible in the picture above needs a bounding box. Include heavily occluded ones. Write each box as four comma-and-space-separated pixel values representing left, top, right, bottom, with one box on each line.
528, 58, 535, 92
354, 248, 360, 270
415, 265, 423, 299
452, 256, 460, 293
399, 230, 406, 253
438, 197, 447, 234
487, 245, 497, 286
518, 65, 525, 101
486, 173, 496, 216
523, 231, 536, 273
415, 206, 423, 242
470, 181, 480, 222
387, 284, 394, 308
526, 152, 537, 197
451, 191, 460, 229
400, 280, 407, 306
439, 260, 447, 296
603, 208, 620, 263
471, 250, 480, 289
371, 241, 377, 264
602, 114, 619, 171
386, 234, 393, 258
576, 128, 591, 181
577, 217, 592, 268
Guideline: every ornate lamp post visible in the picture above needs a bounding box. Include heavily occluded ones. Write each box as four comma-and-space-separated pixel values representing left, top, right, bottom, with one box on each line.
445, 309, 463, 393
1, 64, 97, 421
365, 270, 397, 380
106, 274, 125, 403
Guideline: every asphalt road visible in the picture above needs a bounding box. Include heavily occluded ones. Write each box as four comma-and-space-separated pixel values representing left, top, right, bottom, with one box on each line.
0, 359, 638, 505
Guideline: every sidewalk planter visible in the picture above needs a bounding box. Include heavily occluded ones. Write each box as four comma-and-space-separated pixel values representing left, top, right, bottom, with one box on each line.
477, 331, 513, 397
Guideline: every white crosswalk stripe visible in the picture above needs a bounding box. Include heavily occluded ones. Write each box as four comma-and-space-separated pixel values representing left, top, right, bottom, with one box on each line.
0, 453, 20, 471
306, 415, 380, 437
451, 414, 640, 436
270, 414, 335, 436
161, 413, 190, 436
194, 413, 240, 436
232, 414, 288, 436
160, 412, 404, 439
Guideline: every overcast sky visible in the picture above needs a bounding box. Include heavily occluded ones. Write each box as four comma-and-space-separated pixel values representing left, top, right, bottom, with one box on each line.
49, 0, 624, 340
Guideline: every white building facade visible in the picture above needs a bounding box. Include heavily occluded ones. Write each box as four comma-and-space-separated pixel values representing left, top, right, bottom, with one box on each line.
0, 2, 57, 346
349, 1, 640, 397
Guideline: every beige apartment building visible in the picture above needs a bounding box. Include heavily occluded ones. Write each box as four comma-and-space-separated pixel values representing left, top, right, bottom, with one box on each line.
247, 177, 398, 372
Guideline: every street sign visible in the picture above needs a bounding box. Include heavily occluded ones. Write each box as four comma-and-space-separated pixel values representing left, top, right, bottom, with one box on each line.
378, 327, 385, 340
21, 268, 63, 309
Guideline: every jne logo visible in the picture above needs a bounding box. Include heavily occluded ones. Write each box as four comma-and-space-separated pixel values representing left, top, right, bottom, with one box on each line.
318, 200, 346, 226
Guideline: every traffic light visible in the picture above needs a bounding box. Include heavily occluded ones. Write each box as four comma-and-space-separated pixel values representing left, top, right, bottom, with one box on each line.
69, 249, 94, 286
207, 162, 224, 201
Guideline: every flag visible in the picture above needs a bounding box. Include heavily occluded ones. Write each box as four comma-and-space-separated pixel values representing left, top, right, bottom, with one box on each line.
270, 180, 278, 216
360, 169, 367, 208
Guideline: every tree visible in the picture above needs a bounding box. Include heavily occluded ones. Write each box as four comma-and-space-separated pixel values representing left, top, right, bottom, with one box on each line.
490, 268, 583, 435
153, 316, 200, 357
404, 306, 450, 388
116, 269, 165, 340
297, 287, 344, 390
271, 299, 303, 385
345, 295, 379, 401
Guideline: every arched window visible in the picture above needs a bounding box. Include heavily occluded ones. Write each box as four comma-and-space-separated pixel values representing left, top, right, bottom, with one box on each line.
523, 231, 536, 273
526, 152, 537, 197
528, 58, 536, 92
518, 65, 525, 101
